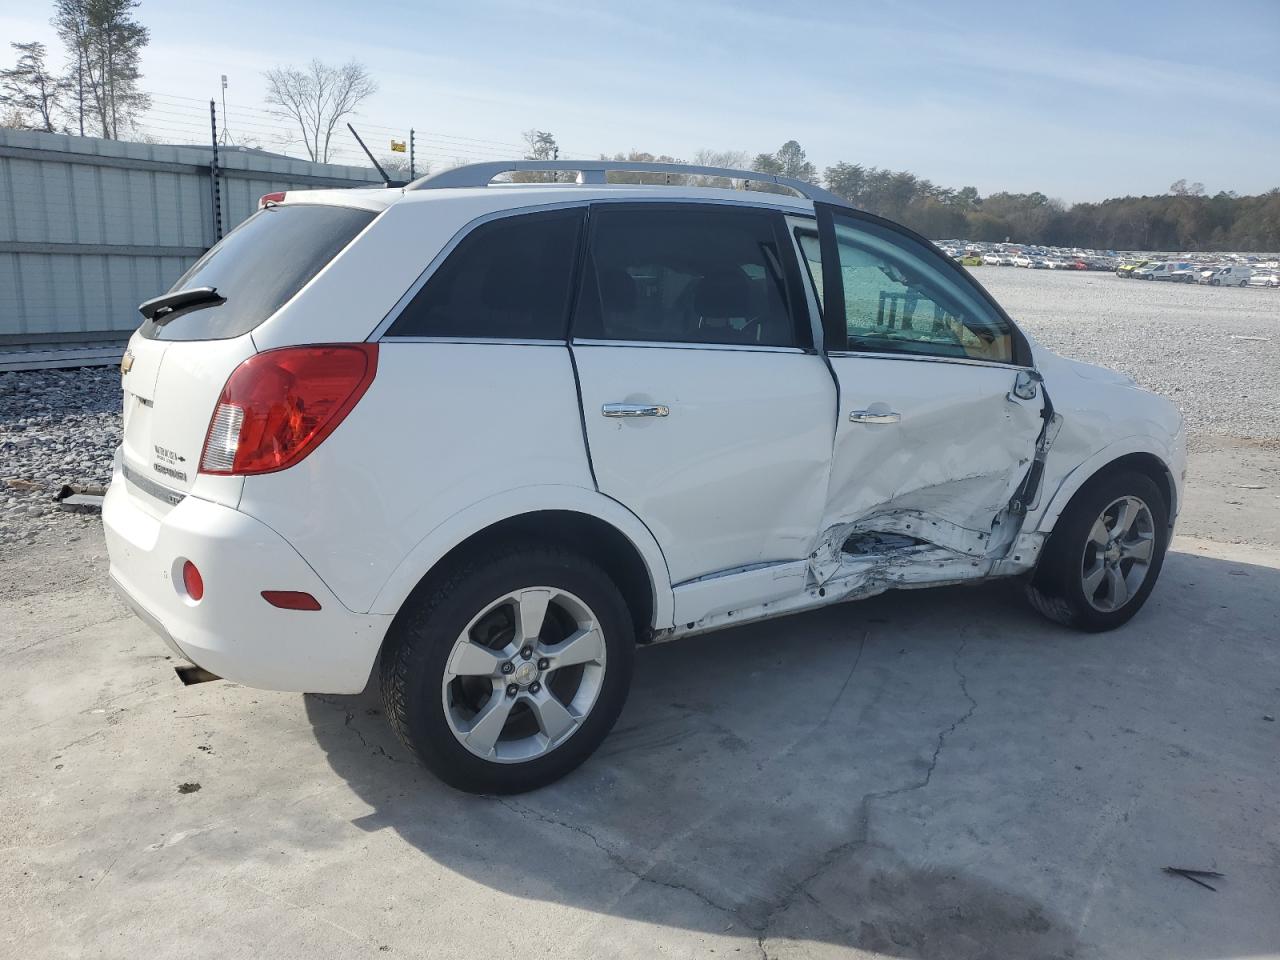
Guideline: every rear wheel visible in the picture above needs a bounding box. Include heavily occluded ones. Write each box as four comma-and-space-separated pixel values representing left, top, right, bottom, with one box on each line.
380, 542, 635, 793
1026, 471, 1169, 631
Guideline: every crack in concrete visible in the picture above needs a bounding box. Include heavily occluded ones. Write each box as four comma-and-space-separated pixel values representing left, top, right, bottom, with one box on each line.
817, 630, 868, 730
312, 695, 408, 765
495, 798, 749, 926
752, 635, 978, 954
493, 635, 977, 960
309, 633, 975, 958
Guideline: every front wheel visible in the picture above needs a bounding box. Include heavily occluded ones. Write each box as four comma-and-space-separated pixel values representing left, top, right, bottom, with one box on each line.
1026, 471, 1169, 631
380, 542, 635, 793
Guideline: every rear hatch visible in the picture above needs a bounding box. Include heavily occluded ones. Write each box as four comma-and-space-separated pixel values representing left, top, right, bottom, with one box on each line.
118, 202, 378, 507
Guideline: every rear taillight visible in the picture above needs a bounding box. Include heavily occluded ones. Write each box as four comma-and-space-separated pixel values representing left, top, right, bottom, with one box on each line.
199, 344, 378, 476
259, 191, 286, 208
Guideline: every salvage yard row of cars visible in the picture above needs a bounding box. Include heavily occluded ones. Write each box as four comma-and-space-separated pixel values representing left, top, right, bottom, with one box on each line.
943, 242, 1280, 287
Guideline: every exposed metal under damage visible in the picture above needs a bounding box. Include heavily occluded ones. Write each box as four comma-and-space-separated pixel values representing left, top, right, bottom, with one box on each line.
658, 395, 1062, 644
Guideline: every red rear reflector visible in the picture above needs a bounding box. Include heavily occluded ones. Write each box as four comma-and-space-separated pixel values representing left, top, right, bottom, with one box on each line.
199, 344, 377, 476
262, 590, 322, 611
259, 192, 286, 208
182, 561, 204, 601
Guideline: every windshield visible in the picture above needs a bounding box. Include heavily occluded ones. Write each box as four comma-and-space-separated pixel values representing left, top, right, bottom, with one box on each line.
138, 203, 376, 341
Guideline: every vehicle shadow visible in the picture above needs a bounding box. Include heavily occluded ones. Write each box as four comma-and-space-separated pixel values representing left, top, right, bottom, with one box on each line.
303, 547, 1280, 958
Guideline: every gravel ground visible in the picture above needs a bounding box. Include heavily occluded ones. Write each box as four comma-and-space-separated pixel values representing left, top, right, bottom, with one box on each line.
0, 367, 121, 547
0, 270, 1276, 547
978, 268, 1280, 443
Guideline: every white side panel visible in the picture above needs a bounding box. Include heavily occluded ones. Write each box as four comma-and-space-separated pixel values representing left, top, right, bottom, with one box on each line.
672, 560, 809, 626
573, 345, 837, 584
824, 356, 1042, 536
236, 342, 597, 614
367, 484, 675, 628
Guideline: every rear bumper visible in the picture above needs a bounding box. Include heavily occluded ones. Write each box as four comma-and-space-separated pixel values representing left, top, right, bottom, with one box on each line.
103, 464, 392, 693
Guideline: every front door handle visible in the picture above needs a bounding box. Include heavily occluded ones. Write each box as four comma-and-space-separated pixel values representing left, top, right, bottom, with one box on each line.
848, 409, 901, 424
603, 402, 670, 419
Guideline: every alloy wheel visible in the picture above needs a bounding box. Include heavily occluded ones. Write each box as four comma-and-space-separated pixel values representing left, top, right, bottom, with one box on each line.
441, 587, 607, 763
1081, 496, 1156, 613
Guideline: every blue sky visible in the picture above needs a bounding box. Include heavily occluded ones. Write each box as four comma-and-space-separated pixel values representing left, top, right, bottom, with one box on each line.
2, 0, 1278, 201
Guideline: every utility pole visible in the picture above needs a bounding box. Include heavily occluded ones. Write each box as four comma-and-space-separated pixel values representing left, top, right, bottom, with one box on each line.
209, 100, 223, 243
409, 128, 415, 180
220, 75, 230, 145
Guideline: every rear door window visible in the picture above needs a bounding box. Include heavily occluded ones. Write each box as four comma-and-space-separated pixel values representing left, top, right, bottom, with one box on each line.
140, 204, 376, 341
385, 208, 585, 340
574, 204, 806, 348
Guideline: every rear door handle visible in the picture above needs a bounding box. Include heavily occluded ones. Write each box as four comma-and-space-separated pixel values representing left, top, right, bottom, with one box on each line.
603, 403, 669, 419
848, 409, 901, 424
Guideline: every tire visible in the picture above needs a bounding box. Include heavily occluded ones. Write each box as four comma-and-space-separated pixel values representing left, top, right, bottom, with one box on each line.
1026, 470, 1169, 632
380, 541, 635, 794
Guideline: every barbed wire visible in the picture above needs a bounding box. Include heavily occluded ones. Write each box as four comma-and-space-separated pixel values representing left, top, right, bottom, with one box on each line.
135, 88, 601, 168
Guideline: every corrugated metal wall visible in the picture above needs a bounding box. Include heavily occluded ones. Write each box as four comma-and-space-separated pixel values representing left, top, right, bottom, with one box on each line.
0, 128, 380, 346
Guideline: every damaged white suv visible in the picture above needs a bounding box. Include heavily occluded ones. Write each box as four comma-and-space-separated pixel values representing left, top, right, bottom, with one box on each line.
105, 161, 1186, 793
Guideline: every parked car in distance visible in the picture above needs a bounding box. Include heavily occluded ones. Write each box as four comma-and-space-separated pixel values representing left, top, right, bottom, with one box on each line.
1203, 264, 1255, 287
103, 160, 1187, 793
1133, 261, 1195, 281
1247, 270, 1279, 288
1012, 254, 1035, 268
1116, 259, 1149, 278
960, 253, 984, 267
982, 253, 1003, 266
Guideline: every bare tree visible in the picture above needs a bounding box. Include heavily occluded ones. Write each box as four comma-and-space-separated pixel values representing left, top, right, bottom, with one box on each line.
507, 129, 560, 182
689, 148, 751, 188
264, 59, 377, 163
0, 42, 64, 132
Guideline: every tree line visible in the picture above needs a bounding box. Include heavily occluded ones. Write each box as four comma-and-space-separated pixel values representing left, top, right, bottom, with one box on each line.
553, 136, 1277, 252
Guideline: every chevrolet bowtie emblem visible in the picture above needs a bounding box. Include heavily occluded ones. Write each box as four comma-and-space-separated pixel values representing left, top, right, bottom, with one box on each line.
120, 350, 134, 375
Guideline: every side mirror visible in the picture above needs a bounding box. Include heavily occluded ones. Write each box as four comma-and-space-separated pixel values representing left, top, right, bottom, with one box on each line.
1011, 369, 1043, 401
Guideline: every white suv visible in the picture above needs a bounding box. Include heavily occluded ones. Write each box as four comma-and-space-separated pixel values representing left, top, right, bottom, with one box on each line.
104, 161, 1186, 793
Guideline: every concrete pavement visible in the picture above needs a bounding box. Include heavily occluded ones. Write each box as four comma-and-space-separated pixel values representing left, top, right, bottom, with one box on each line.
2, 528, 1278, 959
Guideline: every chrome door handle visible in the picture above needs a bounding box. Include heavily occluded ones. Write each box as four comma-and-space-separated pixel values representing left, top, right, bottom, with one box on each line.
848, 409, 901, 424
603, 403, 669, 419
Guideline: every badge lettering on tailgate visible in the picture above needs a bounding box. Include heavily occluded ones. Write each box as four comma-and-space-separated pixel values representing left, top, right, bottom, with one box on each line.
153, 444, 188, 483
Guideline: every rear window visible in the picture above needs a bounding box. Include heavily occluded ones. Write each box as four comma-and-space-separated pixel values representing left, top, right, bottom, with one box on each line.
139, 204, 376, 341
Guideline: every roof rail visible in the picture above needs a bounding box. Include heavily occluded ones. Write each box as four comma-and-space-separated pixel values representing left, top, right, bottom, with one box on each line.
405, 160, 848, 206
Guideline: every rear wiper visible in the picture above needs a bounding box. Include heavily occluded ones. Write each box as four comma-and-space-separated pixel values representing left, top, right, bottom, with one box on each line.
138, 286, 224, 324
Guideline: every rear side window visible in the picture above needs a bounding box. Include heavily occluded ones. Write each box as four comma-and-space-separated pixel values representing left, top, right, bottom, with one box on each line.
386, 208, 584, 340
140, 204, 376, 341
574, 205, 804, 348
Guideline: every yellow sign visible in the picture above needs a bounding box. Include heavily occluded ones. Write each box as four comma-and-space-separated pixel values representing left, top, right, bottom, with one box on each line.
390, 140, 406, 153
